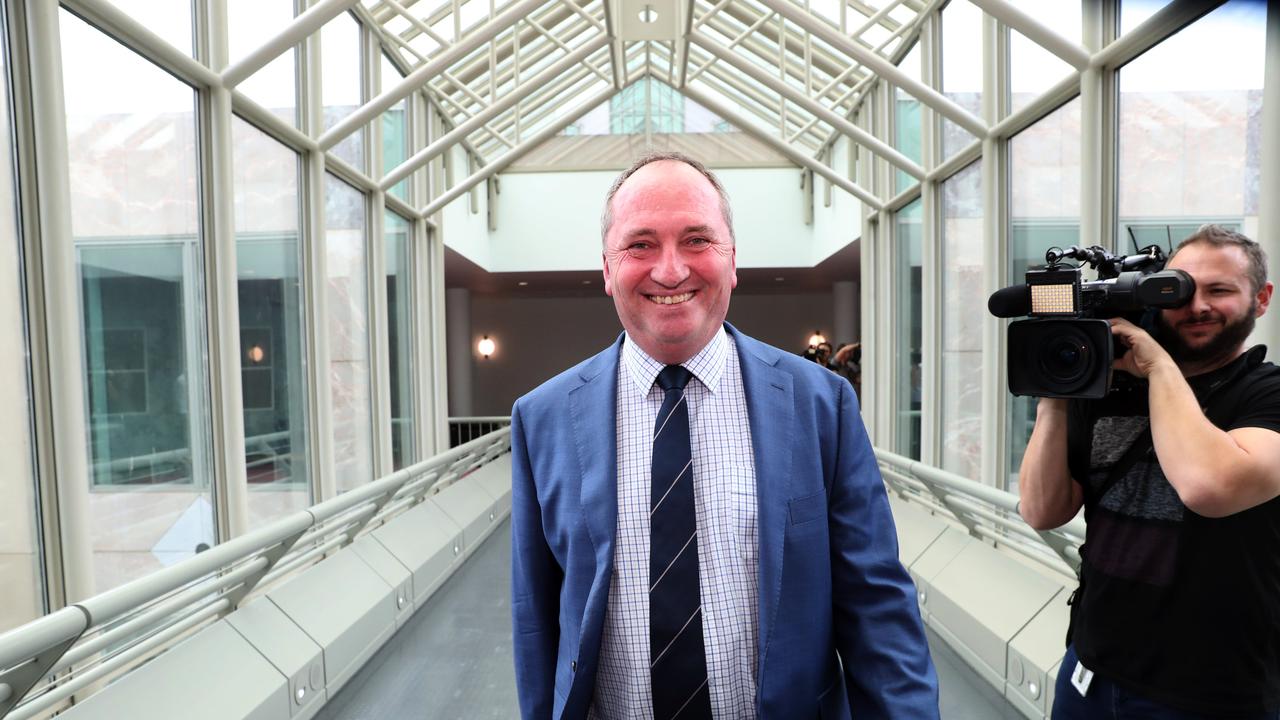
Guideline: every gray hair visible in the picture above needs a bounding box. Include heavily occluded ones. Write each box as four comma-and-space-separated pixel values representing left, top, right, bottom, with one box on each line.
599, 151, 735, 245
1171, 224, 1268, 294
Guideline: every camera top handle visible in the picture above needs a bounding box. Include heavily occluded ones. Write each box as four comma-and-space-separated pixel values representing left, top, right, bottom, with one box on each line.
1044, 244, 1166, 279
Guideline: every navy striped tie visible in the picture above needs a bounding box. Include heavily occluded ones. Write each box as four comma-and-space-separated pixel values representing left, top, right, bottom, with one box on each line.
649, 365, 712, 720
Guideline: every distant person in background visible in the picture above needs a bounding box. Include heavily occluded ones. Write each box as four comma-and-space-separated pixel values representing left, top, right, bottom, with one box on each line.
510, 151, 938, 719
833, 343, 862, 402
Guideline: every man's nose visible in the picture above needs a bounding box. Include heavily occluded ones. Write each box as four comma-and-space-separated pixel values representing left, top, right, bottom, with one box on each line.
1190, 290, 1212, 314
650, 245, 689, 286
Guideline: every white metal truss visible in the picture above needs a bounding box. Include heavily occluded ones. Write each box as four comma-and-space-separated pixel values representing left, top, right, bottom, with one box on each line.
344, 0, 952, 213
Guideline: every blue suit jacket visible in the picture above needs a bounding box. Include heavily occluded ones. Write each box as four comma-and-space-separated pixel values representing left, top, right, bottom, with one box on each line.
510, 325, 938, 719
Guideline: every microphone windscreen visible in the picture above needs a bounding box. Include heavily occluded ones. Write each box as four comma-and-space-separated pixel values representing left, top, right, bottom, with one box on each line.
988, 284, 1031, 318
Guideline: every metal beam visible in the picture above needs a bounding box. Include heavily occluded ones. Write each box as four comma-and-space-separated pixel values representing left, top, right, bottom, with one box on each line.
419, 85, 615, 218
320, 0, 547, 149
382, 36, 608, 189
690, 32, 924, 179
969, 0, 1089, 70
680, 84, 883, 211
1256, 0, 1280, 349
63, 0, 222, 89
1090, 0, 1223, 71
757, 0, 987, 139
222, 0, 360, 88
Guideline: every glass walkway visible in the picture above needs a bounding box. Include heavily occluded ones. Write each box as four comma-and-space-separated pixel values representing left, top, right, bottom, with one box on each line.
316, 518, 1023, 720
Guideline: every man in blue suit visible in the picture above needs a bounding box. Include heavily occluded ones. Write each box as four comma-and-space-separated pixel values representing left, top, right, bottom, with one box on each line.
511, 152, 938, 719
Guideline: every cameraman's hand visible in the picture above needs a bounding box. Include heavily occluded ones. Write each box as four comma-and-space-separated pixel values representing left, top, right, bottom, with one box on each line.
1110, 317, 1177, 379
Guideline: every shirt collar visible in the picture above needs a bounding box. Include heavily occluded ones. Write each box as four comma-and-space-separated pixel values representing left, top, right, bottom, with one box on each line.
622, 326, 729, 397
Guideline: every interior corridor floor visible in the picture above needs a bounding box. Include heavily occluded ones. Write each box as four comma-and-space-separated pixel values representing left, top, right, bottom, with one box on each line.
316, 518, 1023, 719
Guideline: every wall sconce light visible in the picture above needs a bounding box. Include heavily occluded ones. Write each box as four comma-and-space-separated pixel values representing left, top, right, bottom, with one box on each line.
246, 345, 266, 364
477, 335, 496, 359
808, 331, 826, 348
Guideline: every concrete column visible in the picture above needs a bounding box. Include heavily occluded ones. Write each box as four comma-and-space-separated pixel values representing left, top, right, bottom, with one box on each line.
445, 287, 473, 417
833, 280, 858, 343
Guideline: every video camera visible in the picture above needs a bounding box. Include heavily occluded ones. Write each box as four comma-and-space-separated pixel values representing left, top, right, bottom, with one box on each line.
987, 244, 1195, 399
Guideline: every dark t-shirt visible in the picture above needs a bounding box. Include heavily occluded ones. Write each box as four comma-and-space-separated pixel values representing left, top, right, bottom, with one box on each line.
1066, 346, 1280, 715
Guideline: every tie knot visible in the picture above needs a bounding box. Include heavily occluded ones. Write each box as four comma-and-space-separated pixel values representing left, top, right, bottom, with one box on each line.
657, 365, 693, 392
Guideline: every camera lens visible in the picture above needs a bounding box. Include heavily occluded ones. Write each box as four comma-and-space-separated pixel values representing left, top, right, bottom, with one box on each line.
1037, 332, 1092, 387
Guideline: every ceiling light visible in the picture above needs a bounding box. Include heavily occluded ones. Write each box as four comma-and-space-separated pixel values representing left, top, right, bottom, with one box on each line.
638, 5, 659, 23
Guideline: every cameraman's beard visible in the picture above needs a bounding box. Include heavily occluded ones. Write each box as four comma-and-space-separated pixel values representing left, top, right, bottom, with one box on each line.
1154, 302, 1257, 366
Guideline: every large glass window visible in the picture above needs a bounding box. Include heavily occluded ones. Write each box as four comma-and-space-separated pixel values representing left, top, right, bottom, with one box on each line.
325, 174, 374, 492
227, 0, 298, 127
0, 23, 43, 632
62, 11, 214, 591
1007, 98, 1081, 492
232, 117, 311, 529
940, 0, 982, 160
385, 211, 415, 469
893, 43, 922, 194
895, 199, 923, 459
940, 163, 983, 481
1009, 1, 1080, 116
323, 11, 365, 170
104, 0, 192, 55
1117, 1, 1265, 247
610, 78, 685, 134
381, 54, 409, 201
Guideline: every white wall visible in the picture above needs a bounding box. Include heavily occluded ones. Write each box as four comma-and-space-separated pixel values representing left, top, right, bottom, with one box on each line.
452, 166, 825, 272
811, 137, 863, 264
439, 144, 493, 268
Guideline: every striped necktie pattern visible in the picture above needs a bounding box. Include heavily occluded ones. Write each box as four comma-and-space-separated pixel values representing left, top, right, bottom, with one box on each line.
649, 365, 713, 720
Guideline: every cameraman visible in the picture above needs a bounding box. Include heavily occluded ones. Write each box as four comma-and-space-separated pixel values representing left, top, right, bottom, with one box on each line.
1018, 226, 1280, 718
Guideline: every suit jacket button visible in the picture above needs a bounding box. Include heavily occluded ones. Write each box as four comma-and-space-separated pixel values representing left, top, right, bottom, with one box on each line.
571, 660, 577, 672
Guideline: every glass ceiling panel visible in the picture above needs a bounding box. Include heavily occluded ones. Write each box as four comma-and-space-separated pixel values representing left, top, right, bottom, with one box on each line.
362, 0, 928, 177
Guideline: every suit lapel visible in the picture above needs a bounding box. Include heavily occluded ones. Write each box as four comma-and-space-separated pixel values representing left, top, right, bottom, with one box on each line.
728, 326, 794, 673
568, 338, 620, 561
566, 335, 621, 701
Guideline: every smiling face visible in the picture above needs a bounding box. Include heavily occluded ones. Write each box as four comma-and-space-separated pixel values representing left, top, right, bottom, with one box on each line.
601, 160, 737, 364
1157, 241, 1273, 371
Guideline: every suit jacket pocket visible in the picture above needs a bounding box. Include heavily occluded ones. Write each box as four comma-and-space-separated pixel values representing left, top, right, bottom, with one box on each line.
789, 490, 826, 526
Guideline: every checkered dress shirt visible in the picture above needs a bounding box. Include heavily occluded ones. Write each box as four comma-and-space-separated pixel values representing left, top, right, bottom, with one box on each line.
588, 328, 759, 719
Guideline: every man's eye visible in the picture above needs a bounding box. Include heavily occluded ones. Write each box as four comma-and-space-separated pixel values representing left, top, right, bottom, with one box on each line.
688, 237, 710, 246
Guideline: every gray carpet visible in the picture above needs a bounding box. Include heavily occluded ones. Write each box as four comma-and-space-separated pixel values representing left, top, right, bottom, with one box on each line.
317, 519, 1022, 719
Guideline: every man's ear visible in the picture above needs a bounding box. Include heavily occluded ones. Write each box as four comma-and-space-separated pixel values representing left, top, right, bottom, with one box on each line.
1256, 280, 1273, 317
730, 243, 738, 289
602, 251, 613, 297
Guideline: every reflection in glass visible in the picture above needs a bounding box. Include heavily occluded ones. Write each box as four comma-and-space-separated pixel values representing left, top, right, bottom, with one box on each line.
895, 200, 923, 459
1006, 98, 1081, 493
227, 0, 298, 127
323, 12, 365, 170
1009, 1, 1080, 115
326, 175, 374, 492
62, 10, 215, 592
385, 212, 415, 469
381, 54, 410, 201
232, 117, 312, 529
940, 163, 983, 481
894, 44, 922, 194
1117, 0, 1264, 247
940, 0, 981, 159
0, 23, 43, 632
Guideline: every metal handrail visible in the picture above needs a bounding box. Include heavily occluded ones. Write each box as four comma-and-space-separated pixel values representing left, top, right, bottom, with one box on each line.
0, 427, 512, 720
90, 430, 297, 486
875, 448, 1085, 578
